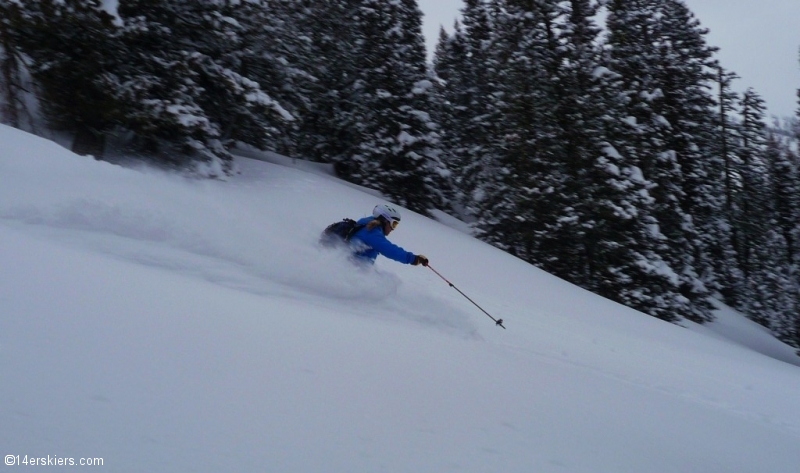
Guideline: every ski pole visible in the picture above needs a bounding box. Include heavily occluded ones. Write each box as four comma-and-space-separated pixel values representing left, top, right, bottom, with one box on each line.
427, 265, 505, 329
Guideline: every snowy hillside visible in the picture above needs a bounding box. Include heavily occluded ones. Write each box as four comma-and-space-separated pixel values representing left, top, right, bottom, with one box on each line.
2, 124, 799, 472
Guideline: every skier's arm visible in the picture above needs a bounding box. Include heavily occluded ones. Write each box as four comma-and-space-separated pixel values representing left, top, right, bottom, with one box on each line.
362, 231, 416, 264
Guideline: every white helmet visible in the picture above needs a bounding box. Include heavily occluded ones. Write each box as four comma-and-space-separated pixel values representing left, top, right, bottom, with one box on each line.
373, 204, 401, 223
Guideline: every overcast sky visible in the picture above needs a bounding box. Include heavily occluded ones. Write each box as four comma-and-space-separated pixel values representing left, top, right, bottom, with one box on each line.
417, 0, 800, 120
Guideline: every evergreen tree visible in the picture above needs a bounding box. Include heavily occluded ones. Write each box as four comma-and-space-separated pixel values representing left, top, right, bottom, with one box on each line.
545, 0, 607, 284
605, 0, 713, 323
746, 227, 798, 336
342, 0, 447, 214
6, 0, 119, 157
432, 22, 472, 216
765, 133, 800, 267
474, 0, 564, 263
289, 0, 361, 164
758, 133, 800, 348
797, 46, 800, 128
110, 0, 293, 174
433, 0, 499, 218
0, 0, 38, 131
238, 0, 321, 158
716, 68, 740, 221
734, 89, 770, 281
657, 1, 728, 309
557, 0, 687, 321
709, 67, 747, 306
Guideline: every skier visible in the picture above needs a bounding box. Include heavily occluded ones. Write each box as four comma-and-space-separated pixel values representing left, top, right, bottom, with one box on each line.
349, 204, 429, 267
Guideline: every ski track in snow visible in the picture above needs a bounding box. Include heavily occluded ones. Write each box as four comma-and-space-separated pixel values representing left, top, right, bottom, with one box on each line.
0, 155, 480, 338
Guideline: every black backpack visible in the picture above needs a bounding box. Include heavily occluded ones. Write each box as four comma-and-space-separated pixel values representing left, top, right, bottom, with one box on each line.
320, 218, 366, 247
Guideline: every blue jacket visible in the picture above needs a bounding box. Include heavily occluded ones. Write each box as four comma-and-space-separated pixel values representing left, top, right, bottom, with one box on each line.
350, 217, 417, 265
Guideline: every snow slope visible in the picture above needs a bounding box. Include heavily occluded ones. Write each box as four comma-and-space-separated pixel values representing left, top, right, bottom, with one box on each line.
2, 124, 799, 472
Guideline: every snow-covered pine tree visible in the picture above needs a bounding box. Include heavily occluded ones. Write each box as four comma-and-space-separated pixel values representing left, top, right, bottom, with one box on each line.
553, 0, 688, 322
706, 66, 745, 308
543, 0, 608, 286
0, 0, 39, 131
111, 0, 292, 175
765, 132, 800, 268
716, 68, 741, 221
230, 0, 315, 158
4, 0, 119, 157
797, 52, 800, 128
710, 67, 747, 307
474, 0, 565, 263
605, 0, 713, 323
343, 0, 447, 214
432, 22, 472, 216
734, 89, 771, 282
653, 1, 729, 319
433, 0, 499, 219
288, 0, 361, 164
745, 225, 798, 339
759, 133, 800, 350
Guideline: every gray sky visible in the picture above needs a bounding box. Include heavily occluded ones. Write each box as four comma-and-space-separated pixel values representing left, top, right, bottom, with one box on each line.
418, 0, 800, 119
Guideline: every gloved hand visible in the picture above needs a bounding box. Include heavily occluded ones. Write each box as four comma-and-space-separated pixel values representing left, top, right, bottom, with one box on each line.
413, 254, 429, 266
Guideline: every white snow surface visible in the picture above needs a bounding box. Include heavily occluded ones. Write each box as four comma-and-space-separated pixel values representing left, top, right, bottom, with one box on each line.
1, 124, 799, 472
